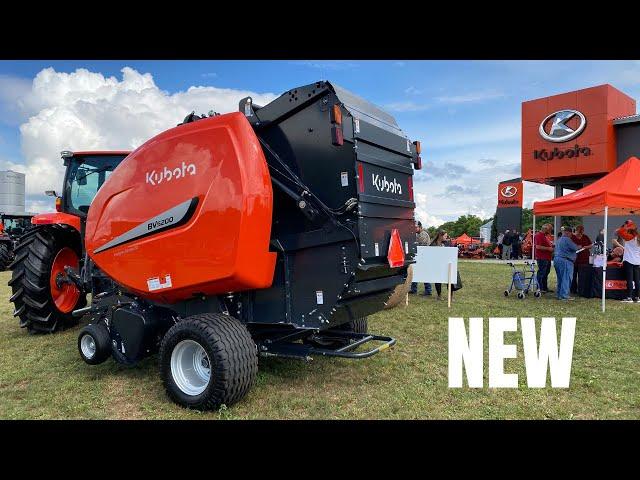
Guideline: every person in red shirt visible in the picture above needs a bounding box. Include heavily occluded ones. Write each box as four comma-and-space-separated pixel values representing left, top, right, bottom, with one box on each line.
570, 225, 593, 294
534, 223, 554, 293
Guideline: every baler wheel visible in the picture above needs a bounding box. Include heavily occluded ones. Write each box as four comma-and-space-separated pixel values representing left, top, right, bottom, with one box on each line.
306, 317, 369, 349
0, 243, 11, 271
339, 317, 368, 334
78, 323, 112, 365
159, 313, 258, 410
8, 225, 86, 334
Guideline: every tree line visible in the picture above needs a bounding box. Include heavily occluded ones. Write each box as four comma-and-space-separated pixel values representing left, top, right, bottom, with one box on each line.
426, 209, 582, 242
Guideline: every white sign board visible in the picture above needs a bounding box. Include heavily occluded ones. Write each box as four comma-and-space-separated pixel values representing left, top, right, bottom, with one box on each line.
412, 246, 458, 283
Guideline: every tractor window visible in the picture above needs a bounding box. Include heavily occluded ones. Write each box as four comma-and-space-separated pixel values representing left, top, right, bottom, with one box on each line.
66, 154, 126, 215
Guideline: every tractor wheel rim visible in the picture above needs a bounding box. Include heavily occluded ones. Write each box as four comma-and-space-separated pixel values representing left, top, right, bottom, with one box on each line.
80, 334, 96, 359
49, 247, 80, 313
170, 340, 211, 396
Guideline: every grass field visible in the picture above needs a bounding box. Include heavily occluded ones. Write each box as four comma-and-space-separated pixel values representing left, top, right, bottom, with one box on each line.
0, 261, 638, 419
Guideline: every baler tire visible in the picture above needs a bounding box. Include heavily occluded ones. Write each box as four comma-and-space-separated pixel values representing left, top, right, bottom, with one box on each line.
0, 243, 11, 271
339, 317, 368, 334
78, 323, 112, 365
8, 225, 85, 334
159, 313, 258, 410
306, 317, 369, 349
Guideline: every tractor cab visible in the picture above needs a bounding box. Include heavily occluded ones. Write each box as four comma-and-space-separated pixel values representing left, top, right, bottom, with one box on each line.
47, 151, 130, 218
0, 213, 33, 238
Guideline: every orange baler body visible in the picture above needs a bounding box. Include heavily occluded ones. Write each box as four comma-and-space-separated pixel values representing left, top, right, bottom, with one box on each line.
85, 112, 276, 303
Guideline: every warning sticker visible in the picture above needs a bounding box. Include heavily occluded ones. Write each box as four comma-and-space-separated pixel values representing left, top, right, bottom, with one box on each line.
374, 243, 380, 256
341, 171, 349, 187
147, 274, 173, 291
316, 290, 324, 305
405, 241, 409, 254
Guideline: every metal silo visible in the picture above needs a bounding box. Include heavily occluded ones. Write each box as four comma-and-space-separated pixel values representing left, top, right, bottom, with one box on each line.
0, 170, 26, 215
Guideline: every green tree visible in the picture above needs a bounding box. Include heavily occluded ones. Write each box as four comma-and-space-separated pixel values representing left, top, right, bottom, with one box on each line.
425, 214, 492, 239
521, 207, 581, 233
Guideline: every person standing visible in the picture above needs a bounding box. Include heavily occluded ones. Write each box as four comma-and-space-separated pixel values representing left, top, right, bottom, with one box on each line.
496, 231, 504, 258
431, 230, 453, 301
511, 230, 521, 259
595, 228, 605, 244
535, 224, 554, 293
616, 220, 640, 303
553, 227, 580, 300
410, 221, 432, 296
502, 230, 512, 260
570, 225, 593, 295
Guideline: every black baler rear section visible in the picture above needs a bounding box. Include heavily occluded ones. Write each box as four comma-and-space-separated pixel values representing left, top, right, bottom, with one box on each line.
238, 81, 419, 331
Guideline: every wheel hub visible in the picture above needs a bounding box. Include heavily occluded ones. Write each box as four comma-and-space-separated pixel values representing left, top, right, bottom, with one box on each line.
80, 334, 96, 359
170, 340, 212, 396
49, 247, 80, 313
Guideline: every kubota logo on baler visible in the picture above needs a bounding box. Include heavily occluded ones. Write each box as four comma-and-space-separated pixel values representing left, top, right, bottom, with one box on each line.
146, 162, 197, 186
372, 173, 402, 195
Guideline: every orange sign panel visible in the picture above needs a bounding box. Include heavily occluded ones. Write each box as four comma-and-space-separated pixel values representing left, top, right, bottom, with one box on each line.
521, 84, 635, 183
497, 181, 523, 208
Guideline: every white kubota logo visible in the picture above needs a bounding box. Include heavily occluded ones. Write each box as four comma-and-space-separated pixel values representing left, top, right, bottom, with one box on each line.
539, 110, 586, 143
372, 173, 402, 195
501, 185, 518, 198
146, 162, 196, 186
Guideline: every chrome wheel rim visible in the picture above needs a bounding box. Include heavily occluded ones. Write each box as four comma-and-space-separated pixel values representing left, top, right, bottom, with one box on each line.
170, 339, 211, 396
80, 334, 96, 359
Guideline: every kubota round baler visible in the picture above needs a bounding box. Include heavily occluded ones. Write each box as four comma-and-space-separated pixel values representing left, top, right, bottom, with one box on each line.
11, 81, 422, 409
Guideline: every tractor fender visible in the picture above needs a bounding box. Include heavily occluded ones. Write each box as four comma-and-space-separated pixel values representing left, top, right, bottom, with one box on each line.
31, 212, 81, 232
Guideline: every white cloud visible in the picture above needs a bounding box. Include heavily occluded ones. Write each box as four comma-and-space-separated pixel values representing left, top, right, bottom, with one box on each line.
291, 61, 359, 70
414, 193, 445, 227
435, 90, 506, 105
13, 67, 278, 196
385, 101, 430, 112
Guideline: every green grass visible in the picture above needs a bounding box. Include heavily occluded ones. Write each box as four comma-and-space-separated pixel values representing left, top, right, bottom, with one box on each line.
0, 262, 638, 419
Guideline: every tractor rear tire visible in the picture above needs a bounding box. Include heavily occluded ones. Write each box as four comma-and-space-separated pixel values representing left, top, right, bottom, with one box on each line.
8, 225, 86, 334
0, 243, 11, 271
78, 323, 112, 365
159, 313, 258, 410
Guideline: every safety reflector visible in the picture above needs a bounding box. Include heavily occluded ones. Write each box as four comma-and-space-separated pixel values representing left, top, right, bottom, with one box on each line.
387, 228, 405, 268
357, 163, 365, 193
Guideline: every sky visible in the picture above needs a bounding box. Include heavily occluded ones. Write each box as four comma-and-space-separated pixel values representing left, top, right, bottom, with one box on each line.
1, 60, 640, 226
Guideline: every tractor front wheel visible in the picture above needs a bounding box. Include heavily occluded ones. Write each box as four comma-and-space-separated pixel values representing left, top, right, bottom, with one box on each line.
159, 313, 258, 410
8, 225, 86, 334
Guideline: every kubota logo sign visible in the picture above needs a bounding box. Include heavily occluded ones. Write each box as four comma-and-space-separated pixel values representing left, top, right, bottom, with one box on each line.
146, 162, 196, 186
372, 174, 402, 195
500, 185, 518, 198
539, 110, 587, 143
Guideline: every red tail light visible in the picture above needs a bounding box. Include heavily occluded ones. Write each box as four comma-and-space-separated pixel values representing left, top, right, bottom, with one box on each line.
415, 155, 422, 170
387, 228, 405, 268
357, 163, 365, 193
55, 197, 62, 212
408, 176, 414, 201
331, 104, 342, 125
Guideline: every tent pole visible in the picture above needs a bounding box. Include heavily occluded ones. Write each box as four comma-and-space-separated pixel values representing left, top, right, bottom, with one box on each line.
602, 206, 608, 313
532, 215, 536, 261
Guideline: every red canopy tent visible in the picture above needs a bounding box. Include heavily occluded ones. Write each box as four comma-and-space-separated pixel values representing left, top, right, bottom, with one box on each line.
453, 233, 474, 245
533, 156, 640, 311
